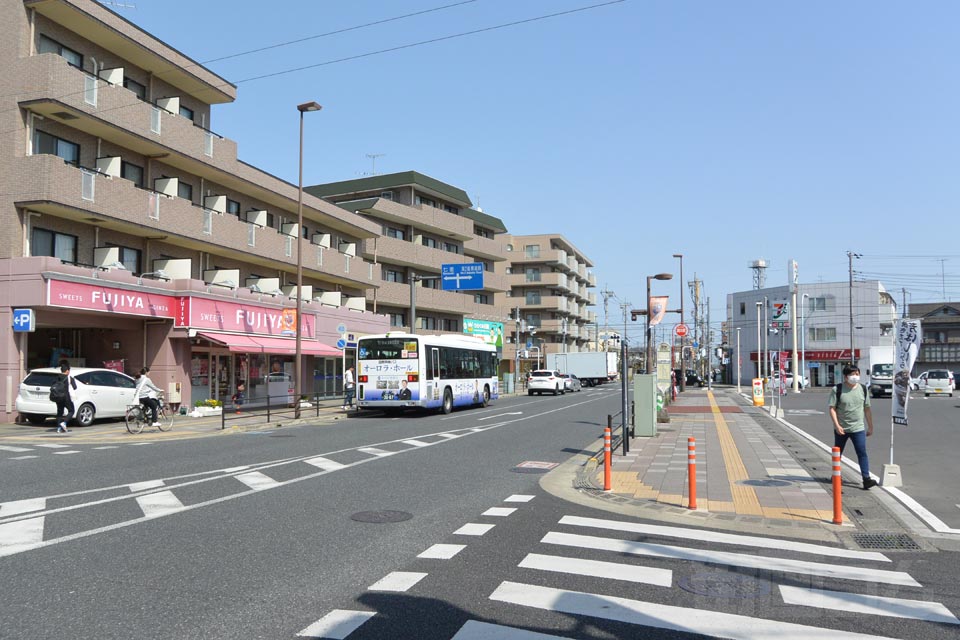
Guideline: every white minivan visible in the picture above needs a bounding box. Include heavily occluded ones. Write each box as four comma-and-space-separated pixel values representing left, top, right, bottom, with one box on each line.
16, 367, 139, 426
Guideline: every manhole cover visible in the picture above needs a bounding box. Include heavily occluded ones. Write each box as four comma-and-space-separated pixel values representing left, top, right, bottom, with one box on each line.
851, 533, 921, 550
350, 510, 413, 523
678, 572, 770, 598
738, 479, 792, 487
512, 461, 559, 474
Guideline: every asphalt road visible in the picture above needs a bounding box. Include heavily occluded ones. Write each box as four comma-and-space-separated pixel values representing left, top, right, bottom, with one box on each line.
768, 387, 960, 530
1, 385, 957, 639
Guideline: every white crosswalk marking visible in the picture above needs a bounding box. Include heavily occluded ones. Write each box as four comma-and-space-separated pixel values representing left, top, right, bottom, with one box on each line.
483, 507, 517, 517
296, 609, 376, 638
418, 544, 466, 559
34, 443, 70, 449
7, 455, 37, 460
490, 581, 898, 640
437, 433, 460, 439
454, 523, 495, 536
779, 586, 959, 624
0, 445, 32, 452
401, 439, 430, 448
558, 515, 890, 562
0, 517, 45, 557
234, 471, 281, 491
93, 446, 119, 450
358, 447, 393, 457
136, 491, 185, 518
0, 497, 46, 516
52, 450, 79, 455
368, 571, 427, 592
519, 553, 673, 587
541, 531, 921, 587
304, 457, 344, 471
451, 620, 570, 639
129, 480, 165, 492
505, 495, 535, 503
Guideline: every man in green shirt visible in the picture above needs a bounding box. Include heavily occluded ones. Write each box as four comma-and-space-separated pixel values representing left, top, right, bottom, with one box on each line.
828, 364, 877, 489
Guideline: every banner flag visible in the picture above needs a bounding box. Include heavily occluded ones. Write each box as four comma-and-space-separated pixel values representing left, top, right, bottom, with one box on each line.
892, 319, 921, 426
648, 296, 669, 326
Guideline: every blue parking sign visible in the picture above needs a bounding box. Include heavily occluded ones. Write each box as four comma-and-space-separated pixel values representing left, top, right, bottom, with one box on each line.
12, 309, 35, 332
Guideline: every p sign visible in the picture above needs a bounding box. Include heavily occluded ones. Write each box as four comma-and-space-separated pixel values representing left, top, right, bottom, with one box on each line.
752, 378, 764, 407
12, 308, 35, 332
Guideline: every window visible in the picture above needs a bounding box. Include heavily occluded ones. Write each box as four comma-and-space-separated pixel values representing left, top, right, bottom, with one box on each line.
123, 77, 146, 101
808, 327, 837, 342
442, 318, 458, 332
809, 297, 828, 312
384, 226, 405, 240
266, 212, 275, 229
526, 291, 542, 305
525, 268, 542, 282
38, 35, 82, 68
177, 180, 193, 201
226, 199, 241, 217
389, 313, 405, 328
739, 302, 745, 316
524, 245, 541, 258
303, 225, 310, 239
121, 161, 144, 188
31, 228, 77, 263
474, 293, 490, 304
422, 278, 440, 290
422, 237, 438, 249
415, 195, 435, 208
384, 269, 405, 283
179, 104, 194, 121
380, 191, 393, 200
474, 226, 493, 239
34, 131, 79, 166
106, 244, 141, 273
442, 242, 461, 255
444, 204, 459, 214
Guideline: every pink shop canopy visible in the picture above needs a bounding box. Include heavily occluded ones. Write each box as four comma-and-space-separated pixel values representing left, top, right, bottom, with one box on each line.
197, 332, 340, 357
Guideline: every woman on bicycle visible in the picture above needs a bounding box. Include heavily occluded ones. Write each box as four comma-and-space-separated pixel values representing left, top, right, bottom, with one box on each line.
135, 367, 163, 427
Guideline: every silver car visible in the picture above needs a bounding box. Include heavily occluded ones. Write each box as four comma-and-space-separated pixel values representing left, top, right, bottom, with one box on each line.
561, 374, 582, 392
16, 367, 139, 427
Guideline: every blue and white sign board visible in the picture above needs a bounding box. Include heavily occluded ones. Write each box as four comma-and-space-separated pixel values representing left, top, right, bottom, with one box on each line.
441, 263, 484, 291
12, 309, 35, 332
336, 338, 346, 349
336, 323, 347, 334
345, 333, 358, 348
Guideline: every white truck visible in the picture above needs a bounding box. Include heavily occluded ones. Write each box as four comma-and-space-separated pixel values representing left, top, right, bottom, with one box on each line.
547, 352, 615, 387
864, 345, 894, 398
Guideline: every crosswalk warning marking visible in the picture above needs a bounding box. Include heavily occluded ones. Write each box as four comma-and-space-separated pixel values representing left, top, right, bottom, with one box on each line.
504, 495, 535, 503
304, 457, 345, 471
358, 447, 393, 457
779, 586, 958, 624
418, 543, 466, 559
296, 609, 375, 639
490, 581, 899, 640
0, 516, 44, 557
483, 507, 517, 517
136, 490, 185, 519
129, 480, 165, 492
519, 553, 673, 587
454, 523, 496, 536
0, 497, 46, 516
8, 455, 37, 460
368, 571, 427, 592
235, 471, 281, 491
401, 439, 431, 448
541, 531, 921, 587
0, 445, 33, 452
52, 450, 79, 455
450, 620, 570, 639
33, 443, 70, 449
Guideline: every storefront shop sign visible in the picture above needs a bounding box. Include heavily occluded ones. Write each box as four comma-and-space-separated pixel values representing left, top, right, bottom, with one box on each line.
749, 349, 860, 362
182, 297, 315, 338
48, 280, 176, 318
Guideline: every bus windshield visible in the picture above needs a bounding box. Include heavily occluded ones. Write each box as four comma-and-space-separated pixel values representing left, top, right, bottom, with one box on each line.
358, 338, 418, 360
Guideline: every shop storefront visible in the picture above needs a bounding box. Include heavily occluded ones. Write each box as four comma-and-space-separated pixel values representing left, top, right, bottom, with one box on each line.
750, 349, 860, 387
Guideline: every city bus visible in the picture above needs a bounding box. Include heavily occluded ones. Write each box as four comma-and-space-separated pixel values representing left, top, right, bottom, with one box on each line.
356, 332, 499, 414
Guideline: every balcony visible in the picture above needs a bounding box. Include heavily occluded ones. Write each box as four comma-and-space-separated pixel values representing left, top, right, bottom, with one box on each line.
375, 281, 476, 314
511, 249, 574, 268
588, 272, 597, 287
508, 272, 570, 290
522, 296, 568, 313
588, 292, 597, 305
18, 54, 239, 175
343, 198, 473, 241
14, 154, 375, 289
463, 234, 506, 261
364, 236, 466, 271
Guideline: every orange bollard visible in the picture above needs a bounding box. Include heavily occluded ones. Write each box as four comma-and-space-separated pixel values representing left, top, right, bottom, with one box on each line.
603, 427, 612, 491
832, 446, 843, 524
687, 437, 697, 510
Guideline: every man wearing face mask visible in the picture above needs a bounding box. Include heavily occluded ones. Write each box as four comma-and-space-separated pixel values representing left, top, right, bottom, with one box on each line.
828, 365, 877, 489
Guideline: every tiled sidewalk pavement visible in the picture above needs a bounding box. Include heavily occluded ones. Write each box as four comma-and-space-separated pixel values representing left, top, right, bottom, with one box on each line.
601, 388, 841, 524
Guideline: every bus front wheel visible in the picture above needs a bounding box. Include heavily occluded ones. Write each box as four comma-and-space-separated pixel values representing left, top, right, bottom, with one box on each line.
441, 388, 454, 414
481, 386, 490, 407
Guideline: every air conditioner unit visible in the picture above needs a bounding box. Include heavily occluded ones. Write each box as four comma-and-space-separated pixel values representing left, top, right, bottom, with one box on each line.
95, 156, 121, 178
311, 233, 331, 248
245, 210, 267, 227
203, 195, 226, 214
98, 67, 123, 86
155, 96, 180, 114
281, 223, 299, 237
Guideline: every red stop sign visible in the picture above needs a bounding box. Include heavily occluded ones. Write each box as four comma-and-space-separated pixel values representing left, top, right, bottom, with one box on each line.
675, 323, 689, 337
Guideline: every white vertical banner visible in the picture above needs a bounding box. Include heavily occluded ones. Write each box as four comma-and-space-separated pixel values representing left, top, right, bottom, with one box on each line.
891, 319, 921, 426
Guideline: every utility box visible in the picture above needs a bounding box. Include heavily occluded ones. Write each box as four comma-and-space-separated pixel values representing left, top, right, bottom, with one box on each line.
633, 374, 657, 437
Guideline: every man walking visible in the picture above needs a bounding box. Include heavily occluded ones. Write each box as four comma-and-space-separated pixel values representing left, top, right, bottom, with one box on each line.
51, 361, 77, 433
342, 366, 356, 411
829, 364, 877, 489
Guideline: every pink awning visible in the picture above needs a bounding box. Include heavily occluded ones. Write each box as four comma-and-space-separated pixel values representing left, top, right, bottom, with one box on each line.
197, 332, 340, 357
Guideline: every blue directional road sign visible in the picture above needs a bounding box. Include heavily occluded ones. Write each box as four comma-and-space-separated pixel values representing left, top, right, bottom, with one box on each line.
336, 338, 346, 349
12, 308, 35, 332
441, 263, 484, 291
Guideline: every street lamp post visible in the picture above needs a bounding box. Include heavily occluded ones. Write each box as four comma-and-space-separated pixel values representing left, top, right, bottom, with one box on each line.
736, 327, 741, 393
294, 100, 321, 419
672, 254, 685, 391
646, 273, 674, 375
800, 292, 809, 387
755, 301, 762, 381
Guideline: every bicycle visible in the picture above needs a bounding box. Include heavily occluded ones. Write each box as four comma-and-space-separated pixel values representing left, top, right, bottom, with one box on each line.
125, 396, 174, 434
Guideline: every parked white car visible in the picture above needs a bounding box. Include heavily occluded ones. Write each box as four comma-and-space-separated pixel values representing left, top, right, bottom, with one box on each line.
16, 367, 139, 427
773, 372, 809, 389
527, 369, 565, 396
913, 370, 956, 392
560, 373, 582, 393
922, 370, 954, 397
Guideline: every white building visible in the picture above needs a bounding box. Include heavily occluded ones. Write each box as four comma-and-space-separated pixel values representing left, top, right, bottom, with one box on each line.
726, 281, 897, 387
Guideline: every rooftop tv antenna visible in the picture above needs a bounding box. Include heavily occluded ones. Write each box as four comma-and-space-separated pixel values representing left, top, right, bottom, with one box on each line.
364, 153, 385, 176
749, 258, 768, 290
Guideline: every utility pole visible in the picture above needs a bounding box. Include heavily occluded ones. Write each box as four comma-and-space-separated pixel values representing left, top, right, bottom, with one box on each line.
847, 251, 861, 364
901, 288, 908, 319
706, 297, 712, 390
601, 287, 616, 352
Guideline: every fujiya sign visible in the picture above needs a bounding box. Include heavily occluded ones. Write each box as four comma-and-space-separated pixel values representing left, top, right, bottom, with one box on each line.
48, 280, 175, 318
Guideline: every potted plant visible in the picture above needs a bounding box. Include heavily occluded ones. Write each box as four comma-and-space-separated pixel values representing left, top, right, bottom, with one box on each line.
193, 398, 223, 417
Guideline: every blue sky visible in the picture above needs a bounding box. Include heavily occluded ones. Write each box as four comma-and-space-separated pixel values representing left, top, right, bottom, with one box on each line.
120, 0, 960, 341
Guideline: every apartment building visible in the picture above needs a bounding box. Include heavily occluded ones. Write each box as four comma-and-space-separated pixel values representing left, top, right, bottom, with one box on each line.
907, 301, 960, 376
502, 234, 597, 371
0, 0, 389, 421
726, 280, 897, 387
306, 171, 512, 342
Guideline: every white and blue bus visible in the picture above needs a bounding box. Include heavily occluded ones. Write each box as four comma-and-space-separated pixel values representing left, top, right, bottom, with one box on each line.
356, 332, 499, 414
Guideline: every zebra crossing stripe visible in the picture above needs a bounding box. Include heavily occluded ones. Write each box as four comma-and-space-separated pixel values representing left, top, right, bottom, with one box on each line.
0, 516, 44, 557
454, 523, 495, 536
519, 553, 672, 587
541, 532, 921, 587
304, 457, 345, 471
558, 515, 890, 562
7, 455, 37, 460
129, 480, 165, 492
0, 497, 46, 517
483, 507, 517, 517
136, 491, 185, 519
779, 586, 959, 624
358, 447, 393, 457
52, 450, 79, 455
234, 471, 281, 491
490, 581, 897, 640
418, 544, 466, 559
34, 444, 70, 449
451, 620, 571, 639
505, 495, 535, 503
401, 439, 431, 448
296, 609, 375, 639
368, 571, 427, 592
0, 445, 32, 453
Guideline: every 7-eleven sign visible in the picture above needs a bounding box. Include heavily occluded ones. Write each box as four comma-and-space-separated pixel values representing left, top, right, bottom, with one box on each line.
772, 300, 789, 321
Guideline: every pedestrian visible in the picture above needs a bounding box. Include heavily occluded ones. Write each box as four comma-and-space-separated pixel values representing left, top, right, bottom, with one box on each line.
231, 383, 245, 413
828, 364, 877, 489
342, 366, 355, 410
49, 361, 77, 433
135, 367, 163, 427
